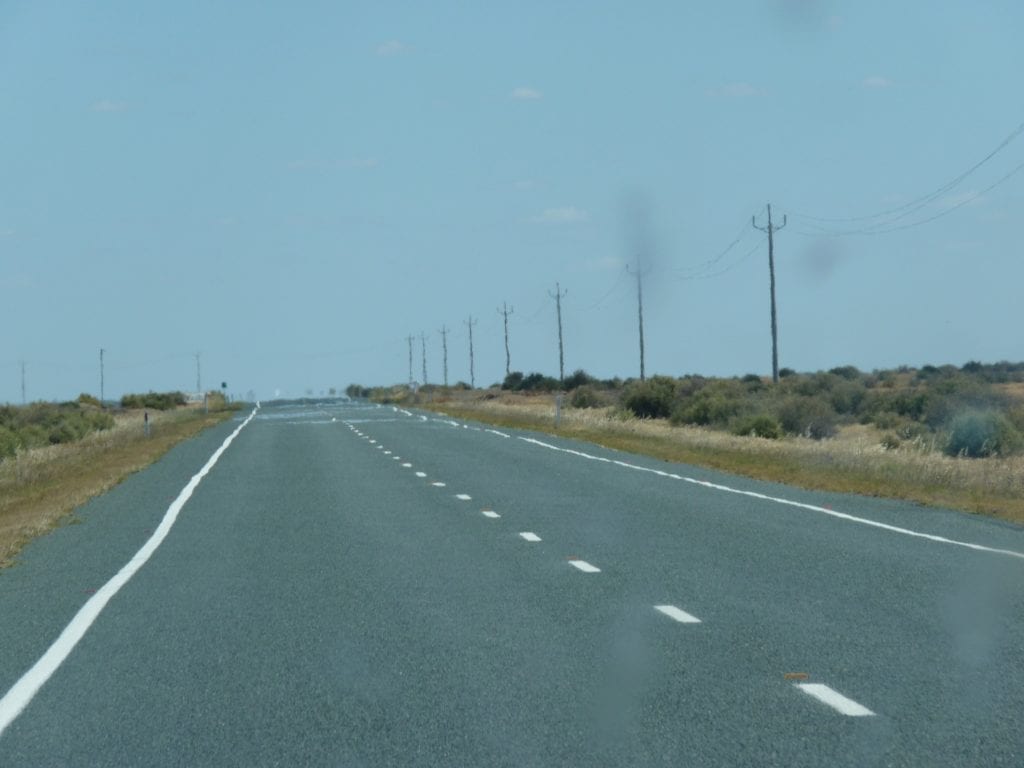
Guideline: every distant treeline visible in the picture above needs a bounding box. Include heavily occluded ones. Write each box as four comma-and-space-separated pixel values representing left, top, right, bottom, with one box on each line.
351, 360, 1024, 459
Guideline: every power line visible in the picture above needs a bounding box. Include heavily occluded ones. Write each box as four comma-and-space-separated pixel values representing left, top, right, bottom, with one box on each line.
789, 116, 1024, 233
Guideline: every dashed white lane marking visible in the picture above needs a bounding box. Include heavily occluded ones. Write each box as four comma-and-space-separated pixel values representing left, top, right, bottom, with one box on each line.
432, 482, 446, 487
485, 429, 510, 438
392, 456, 401, 461
482, 510, 501, 519
519, 532, 542, 542
415, 471, 427, 478
516, 437, 1024, 561
455, 494, 472, 500
568, 559, 600, 573
0, 405, 260, 738
368, 440, 377, 444
375, 445, 383, 450
654, 605, 702, 624
401, 463, 413, 468
796, 683, 875, 717
383, 451, 391, 455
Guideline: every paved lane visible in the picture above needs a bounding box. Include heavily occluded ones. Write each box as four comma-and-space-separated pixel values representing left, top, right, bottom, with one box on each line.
1, 400, 1022, 766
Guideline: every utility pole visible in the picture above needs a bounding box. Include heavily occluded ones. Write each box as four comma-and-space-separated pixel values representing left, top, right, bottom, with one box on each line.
626, 264, 647, 381
465, 315, 478, 389
438, 325, 449, 387
753, 203, 787, 384
420, 332, 428, 385
548, 282, 568, 384
195, 352, 202, 396
406, 335, 414, 386
497, 302, 514, 377
20, 360, 26, 404
100, 348, 105, 407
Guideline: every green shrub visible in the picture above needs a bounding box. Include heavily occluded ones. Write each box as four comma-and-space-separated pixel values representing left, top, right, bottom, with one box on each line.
120, 391, 187, 410
0, 425, 20, 458
777, 396, 838, 439
731, 414, 781, 439
563, 369, 594, 390
944, 410, 1022, 458
622, 376, 677, 419
77, 393, 102, 407
570, 385, 606, 408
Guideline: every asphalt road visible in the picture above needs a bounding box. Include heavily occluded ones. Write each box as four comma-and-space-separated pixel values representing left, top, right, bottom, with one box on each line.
1, 399, 1023, 766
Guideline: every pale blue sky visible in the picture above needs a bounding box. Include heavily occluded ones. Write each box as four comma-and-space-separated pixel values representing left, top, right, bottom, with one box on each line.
2, 1, 1022, 401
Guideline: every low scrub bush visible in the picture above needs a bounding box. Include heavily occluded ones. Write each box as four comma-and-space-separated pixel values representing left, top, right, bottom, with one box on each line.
777, 396, 838, 439
570, 385, 606, 409
120, 391, 187, 410
622, 376, 677, 419
944, 410, 1022, 458
731, 414, 781, 439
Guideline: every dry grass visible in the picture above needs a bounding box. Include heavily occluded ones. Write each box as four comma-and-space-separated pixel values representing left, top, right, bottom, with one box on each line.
0, 406, 234, 568
419, 392, 1024, 525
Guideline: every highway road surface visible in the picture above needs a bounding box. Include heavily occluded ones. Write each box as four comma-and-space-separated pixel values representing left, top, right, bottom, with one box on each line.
1, 399, 1023, 766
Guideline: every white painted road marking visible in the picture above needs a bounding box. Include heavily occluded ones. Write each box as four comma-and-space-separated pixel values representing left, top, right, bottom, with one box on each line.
517, 436, 1024, 561
796, 683, 875, 717
0, 406, 260, 739
401, 463, 412, 468
568, 559, 600, 573
415, 471, 427, 478
485, 428, 510, 438
519, 532, 542, 542
482, 510, 501, 519
455, 494, 472, 500
654, 605, 702, 624
432, 482, 446, 487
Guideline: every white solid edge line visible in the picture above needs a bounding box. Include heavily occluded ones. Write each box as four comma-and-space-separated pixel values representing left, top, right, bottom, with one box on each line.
519, 532, 542, 542
569, 559, 600, 573
0, 405, 260, 739
516, 437, 1024, 561
654, 605, 702, 624
796, 683, 875, 717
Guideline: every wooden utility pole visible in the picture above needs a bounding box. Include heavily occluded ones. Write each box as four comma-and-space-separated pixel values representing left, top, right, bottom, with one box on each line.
195, 352, 202, 396
497, 302, 514, 377
406, 335, 414, 386
548, 283, 568, 384
99, 348, 105, 407
438, 325, 449, 387
20, 360, 26, 404
420, 332, 428, 385
753, 204, 786, 383
465, 316, 478, 388
627, 265, 647, 381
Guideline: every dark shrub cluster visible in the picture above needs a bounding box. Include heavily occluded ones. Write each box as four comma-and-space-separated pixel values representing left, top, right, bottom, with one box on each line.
0, 403, 115, 458
120, 391, 187, 410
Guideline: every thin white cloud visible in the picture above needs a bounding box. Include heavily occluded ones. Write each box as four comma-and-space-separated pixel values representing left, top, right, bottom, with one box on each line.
342, 157, 379, 169
377, 40, 410, 56
862, 75, 893, 89
708, 82, 764, 98
533, 206, 589, 224
91, 99, 127, 112
510, 86, 543, 101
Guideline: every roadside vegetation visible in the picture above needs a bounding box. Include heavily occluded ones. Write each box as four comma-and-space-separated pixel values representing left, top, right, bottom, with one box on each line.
0, 392, 241, 568
348, 361, 1024, 524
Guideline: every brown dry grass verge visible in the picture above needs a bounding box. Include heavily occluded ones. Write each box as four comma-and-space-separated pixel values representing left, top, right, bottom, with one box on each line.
0, 406, 234, 568
418, 393, 1024, 526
